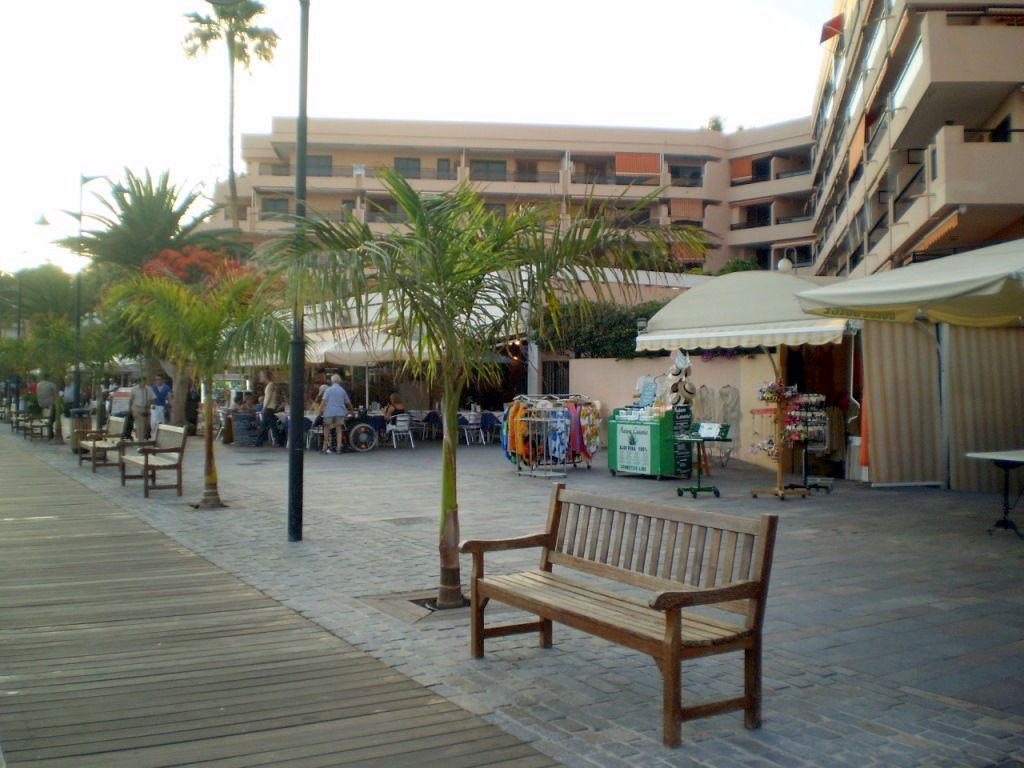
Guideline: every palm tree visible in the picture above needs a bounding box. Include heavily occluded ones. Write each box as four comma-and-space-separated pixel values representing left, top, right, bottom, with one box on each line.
107, 272, 290, 508
60, 170, 229, 276
261, 170, 704, 607
184, 2, 278, 230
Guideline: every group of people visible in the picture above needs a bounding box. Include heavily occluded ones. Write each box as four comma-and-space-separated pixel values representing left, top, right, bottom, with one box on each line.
122, 375, 172, 441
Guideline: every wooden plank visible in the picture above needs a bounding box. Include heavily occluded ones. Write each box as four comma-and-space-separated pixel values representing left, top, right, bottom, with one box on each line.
0, 439, 558, 768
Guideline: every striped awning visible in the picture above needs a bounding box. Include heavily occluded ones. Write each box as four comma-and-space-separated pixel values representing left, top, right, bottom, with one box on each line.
636, 318, 848, 351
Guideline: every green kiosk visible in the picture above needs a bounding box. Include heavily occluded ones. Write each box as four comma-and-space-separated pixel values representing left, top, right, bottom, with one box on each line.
607, 405, 692, 480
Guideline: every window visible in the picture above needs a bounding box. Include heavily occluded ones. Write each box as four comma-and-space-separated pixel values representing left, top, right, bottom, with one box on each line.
394, 157, 421, 179
846, 74, 864, 121
746, 204, 772, 227
470, 160, 507, 181
260, 198, 289, 221
669, 164, 703, 186
306, 155, 332, 177
483, 202, 507, 217
892, 40, 923, 111
437, 158, 454, 179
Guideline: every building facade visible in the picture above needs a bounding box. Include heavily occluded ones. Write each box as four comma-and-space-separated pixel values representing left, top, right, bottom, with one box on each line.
810, 0, 1024, 276
215, 117, 814, 275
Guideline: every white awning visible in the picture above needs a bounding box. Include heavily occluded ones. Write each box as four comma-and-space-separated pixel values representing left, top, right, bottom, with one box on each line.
636, 318, 848, 351
636, 270, 848, 351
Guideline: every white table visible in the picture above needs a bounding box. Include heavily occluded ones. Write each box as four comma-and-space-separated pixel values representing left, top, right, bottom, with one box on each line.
965, 449, 1024, 539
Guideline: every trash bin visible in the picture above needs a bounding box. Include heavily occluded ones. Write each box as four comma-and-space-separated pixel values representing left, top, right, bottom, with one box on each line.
69, 408, 91, 453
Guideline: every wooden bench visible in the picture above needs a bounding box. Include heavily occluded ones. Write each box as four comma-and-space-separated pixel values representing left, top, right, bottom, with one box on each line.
77, 416, 129, 472
460, 483, 778, 748
120, 424, 188, 497
24, 416, 49, 440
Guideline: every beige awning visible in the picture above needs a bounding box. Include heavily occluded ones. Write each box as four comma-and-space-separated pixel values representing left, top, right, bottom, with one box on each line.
636, 271, 849, 351
797, 238, 1024, 327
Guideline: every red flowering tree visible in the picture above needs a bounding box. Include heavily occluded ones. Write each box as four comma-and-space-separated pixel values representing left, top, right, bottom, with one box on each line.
143, 246, 245, 285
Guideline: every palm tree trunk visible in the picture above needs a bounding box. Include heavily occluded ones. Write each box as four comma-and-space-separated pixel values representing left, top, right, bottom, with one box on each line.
227, 35, 240, 231
194, 376, 226, 509
436, 385, 464, 609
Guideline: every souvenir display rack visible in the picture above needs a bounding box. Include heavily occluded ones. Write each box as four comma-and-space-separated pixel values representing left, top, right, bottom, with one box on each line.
750, 382, 808, 500
783, 394, 834, 494
504, 395, 599, 478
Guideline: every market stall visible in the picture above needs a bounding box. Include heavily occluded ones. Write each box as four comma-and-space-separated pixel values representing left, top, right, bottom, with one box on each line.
797, 239, 1024, 495
636, 270, 854, 497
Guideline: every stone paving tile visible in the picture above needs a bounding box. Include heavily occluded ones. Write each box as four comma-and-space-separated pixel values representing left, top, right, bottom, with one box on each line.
11, 432, 1024, 768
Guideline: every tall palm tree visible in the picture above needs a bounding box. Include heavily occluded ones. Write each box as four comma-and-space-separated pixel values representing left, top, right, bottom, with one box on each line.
60, 170, 228, 276
107, 272, 290, 508
184, 2, 278, 230
261, 170, 704, 607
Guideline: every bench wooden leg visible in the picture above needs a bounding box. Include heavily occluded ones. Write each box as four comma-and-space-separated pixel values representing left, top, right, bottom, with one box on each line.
744, 644, 762, 729
176, 465, 183, 496
658, 655, 682, 748
539, 618, 552, 648
470, 594, 488, 658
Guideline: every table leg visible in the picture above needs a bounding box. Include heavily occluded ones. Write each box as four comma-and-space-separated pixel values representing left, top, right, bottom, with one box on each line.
989, 461, 1024, 539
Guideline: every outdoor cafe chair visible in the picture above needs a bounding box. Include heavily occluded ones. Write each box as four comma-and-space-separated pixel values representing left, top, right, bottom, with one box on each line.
460, 411, 486, 445
387, 413, 416, 449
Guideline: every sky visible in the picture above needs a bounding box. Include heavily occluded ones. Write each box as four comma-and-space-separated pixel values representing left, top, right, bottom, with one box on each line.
1, 0, 831, 275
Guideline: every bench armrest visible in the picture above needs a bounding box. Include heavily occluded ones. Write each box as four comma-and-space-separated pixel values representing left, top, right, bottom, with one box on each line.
649, 581, 760, 611
460, 533, 551, 554
139, 446, 181, 455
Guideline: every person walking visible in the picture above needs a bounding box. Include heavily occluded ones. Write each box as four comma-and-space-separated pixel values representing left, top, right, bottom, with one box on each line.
128, 377, 151, 441
320, 374, 352, 454
149, 375, 171, 437
255, 369, 285, 447
36, 374, 58, 440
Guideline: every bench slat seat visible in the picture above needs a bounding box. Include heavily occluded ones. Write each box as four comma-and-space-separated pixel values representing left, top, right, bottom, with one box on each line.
480, 570, 753, 651
461, 483, 778, 748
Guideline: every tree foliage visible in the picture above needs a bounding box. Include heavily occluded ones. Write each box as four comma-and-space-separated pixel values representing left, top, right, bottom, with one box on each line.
536, 300, 668, 360
59, 169, 233, 276
717, 258, 761, 275
106, 271, 290, 508
260, 170, 705, 607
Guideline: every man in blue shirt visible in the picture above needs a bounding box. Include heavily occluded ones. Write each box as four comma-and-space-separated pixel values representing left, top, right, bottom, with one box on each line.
321, 374, 352, 454
150, 375, 172, 436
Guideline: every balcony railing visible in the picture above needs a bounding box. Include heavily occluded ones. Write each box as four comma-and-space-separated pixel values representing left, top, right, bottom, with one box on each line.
393, 168, 458, 181
669, 176, 703, 187
868, 211, 889, 249
892, 166, 925, 222
775, 214, 812, 225
730, 220, 771, 231
730, 174, 772, 187
775, 168, 811, 180
571, 173, 658, 186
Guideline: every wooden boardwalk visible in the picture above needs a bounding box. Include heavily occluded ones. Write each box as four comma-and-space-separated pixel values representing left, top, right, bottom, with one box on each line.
0, 439, 559, 768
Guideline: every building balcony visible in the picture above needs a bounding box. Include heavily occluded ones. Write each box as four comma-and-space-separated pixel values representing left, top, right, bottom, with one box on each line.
725, 218, 814, 247
933, 125, 1024, 207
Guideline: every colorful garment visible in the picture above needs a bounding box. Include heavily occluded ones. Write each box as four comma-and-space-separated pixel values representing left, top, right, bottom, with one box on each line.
580, 404, 601, 457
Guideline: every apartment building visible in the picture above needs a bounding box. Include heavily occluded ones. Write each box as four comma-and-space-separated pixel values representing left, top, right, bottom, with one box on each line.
810, 0, 1024, 276
215, 117, 814, 274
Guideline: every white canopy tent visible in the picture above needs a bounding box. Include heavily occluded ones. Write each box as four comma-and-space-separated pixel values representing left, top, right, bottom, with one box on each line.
636, 271, 854, 497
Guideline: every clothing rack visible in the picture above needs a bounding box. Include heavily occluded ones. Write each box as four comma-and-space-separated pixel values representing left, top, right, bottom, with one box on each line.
504, 394, 600, 477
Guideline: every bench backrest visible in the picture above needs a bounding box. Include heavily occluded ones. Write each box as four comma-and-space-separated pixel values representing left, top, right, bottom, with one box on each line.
540, 484, 777, 627
154, 424, 188, 454
106, 416, 126, 438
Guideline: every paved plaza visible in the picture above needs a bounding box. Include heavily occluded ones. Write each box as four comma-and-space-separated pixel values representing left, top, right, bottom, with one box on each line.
4, 428, 1024, 767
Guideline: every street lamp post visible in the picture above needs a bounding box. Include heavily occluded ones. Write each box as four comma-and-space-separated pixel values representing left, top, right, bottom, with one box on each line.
287, 0, 311, 542
207, 0, 310, 541
74, 175, 105, 416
